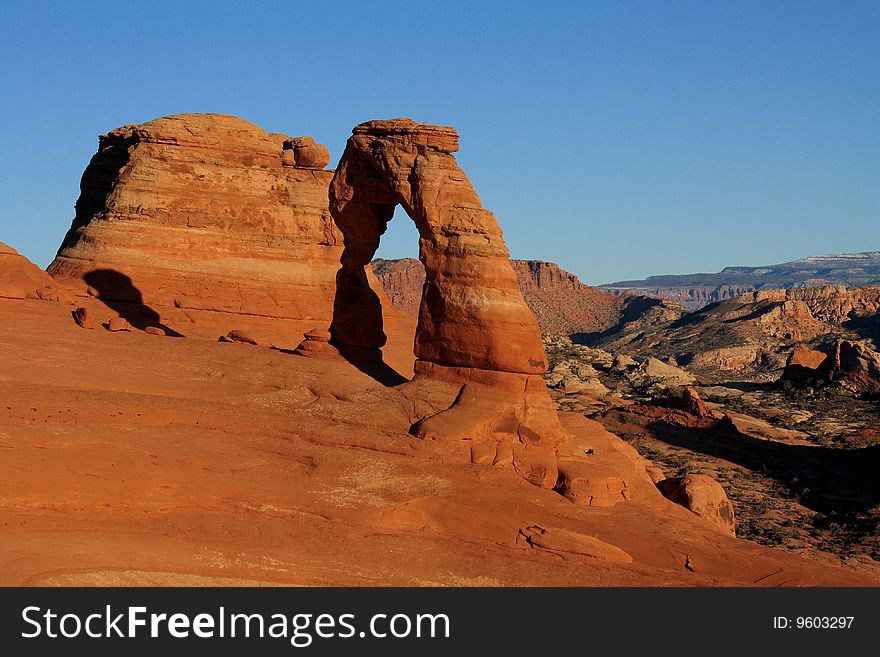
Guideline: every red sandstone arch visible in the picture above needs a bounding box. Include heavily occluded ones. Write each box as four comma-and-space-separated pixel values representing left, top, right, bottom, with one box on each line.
328, 119, 547, 375
327, 119, 564, 488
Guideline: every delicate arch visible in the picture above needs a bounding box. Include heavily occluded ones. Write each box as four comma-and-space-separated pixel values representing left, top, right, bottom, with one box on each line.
328, 118, 547, 376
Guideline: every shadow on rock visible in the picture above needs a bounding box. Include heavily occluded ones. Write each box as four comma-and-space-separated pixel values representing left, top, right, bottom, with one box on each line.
633, 413, 880, 516
83, 269, 184, 337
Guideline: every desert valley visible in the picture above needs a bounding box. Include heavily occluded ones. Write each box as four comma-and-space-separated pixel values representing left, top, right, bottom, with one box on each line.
1, 113, 878, 586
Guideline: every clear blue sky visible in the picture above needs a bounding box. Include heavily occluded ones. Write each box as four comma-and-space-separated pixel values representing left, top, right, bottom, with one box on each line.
1, 0, 877, 284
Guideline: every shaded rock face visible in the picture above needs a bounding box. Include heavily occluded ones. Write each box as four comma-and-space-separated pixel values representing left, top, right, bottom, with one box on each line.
372, 257, 623, 335
782, 344, 829, 384
48, 113, 342, 324
327, 118, 562, 485
824, 340, 880, 396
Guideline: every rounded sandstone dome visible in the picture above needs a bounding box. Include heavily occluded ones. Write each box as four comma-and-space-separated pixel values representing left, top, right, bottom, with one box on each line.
103, 113, 284, 156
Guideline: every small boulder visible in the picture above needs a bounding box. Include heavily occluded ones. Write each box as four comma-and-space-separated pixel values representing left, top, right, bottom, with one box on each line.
72, 307, 94, 329
657, 386, 712, 418
107, 316, 131, 332
293, 327, 335, 357
659, 474, 736, 536
36, 285, 74, 304
561, 375, 609, 395
223, 329, 261, 346
611, 353, 638, 373
629, 356, 696, 387
304, 328, 331, 342
145, 326, 165, 336
283, 136, 331, 169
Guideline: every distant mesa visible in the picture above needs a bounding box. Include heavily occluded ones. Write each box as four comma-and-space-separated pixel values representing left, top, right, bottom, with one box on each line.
602, 252, 880, 310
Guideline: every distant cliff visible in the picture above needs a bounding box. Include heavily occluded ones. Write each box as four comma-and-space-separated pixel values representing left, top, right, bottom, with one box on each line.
372, 258, 623, 336
601, 252, 880, 309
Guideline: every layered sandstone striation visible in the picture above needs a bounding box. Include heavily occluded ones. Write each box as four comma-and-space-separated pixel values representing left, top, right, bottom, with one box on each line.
48, 113, 343, 330
372, 257, 623, 335
326, 118, 564, 487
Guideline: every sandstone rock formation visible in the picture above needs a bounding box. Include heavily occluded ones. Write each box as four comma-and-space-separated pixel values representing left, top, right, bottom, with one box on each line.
326, 118, 563, 487
517, 525, 633, 563
47, 113, 344, 333
4, 294, 872, 585
747, 286, 880, 324
783, 339, 880, 396
782, 344, 828, 383
585, 285, 880, 380
655, 387, 712, 418
555, 415, 663, 506
821, 340, 880, 396
627, 356, 696, 389
293, 327, 332, 357
611, 353, 638, 372
603, 283, 757, 310
658, 474, 736, 536
372, 257, 623, 335
545, 358, 609, 395
513, 260, 623, 334
0, 242, 70, 302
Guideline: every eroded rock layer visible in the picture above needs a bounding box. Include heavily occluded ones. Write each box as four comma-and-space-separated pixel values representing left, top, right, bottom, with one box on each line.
48, 113, 342, 324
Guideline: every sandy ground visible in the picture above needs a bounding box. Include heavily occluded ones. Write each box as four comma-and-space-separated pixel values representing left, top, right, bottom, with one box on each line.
1, 298, 876, 586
